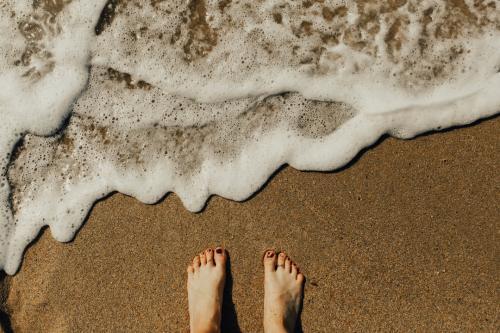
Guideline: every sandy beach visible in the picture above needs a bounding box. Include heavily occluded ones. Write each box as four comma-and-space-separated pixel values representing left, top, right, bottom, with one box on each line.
0, 117, 498, 332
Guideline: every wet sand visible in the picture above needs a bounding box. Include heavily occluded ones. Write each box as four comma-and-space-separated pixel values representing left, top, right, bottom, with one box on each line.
1, 117, 498, 332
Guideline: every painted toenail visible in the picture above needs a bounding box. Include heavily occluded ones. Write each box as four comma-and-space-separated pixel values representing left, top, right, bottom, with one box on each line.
216, 248, 222, 254
207, 249, 212, 252
267, 251, 274, 257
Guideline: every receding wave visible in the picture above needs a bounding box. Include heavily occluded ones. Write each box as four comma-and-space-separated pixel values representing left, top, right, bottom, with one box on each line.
0, 0, 498, 273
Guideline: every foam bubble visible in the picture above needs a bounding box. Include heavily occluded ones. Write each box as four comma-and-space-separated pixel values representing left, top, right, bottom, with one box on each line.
0, 0, 499, 274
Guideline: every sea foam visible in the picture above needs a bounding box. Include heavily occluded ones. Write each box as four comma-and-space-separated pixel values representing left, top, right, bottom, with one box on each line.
0, 0, 499, 274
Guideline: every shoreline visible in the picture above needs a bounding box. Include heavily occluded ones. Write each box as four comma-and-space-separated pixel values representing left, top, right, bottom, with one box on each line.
1, 116, 498, 332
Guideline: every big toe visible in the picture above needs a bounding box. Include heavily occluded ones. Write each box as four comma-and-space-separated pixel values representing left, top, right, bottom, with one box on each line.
214, 247, 226, 267
263, 250, 277, 272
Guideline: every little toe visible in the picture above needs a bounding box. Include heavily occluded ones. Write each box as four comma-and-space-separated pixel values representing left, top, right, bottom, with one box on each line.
277, 252, 286, 268
205, 248, 214, 265
263, 250, 277, 272
193, 255, 201, 270
297, 272, 305, 284
214, 247, 226, 266
200, 252, 207, 265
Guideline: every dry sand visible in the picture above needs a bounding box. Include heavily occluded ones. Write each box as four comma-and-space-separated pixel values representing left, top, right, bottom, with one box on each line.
0, 117, 498, 332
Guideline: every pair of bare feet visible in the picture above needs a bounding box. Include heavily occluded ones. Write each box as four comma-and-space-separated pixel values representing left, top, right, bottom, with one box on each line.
187, 248, 304, 333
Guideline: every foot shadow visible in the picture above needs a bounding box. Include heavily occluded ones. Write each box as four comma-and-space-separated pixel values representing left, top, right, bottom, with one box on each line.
295, 315, 304, 333
294, 280, 305, 333
221, 254, 241, 333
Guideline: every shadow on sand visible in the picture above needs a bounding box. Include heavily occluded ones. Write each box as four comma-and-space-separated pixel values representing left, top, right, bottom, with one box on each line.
220, 253, 241, 333
0, 272, 13, 333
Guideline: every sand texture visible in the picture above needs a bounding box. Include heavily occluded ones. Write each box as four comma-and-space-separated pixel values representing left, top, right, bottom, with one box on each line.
0, 117, 498, 332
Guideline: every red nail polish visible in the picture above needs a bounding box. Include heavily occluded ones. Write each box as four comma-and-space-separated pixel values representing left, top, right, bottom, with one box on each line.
207, 249, 212, 252
267, 251, 274, 257
216, 248, 222, 254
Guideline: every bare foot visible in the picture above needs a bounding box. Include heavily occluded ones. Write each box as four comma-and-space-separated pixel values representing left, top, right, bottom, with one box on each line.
187, 247, 227, 333
263, 250, 305, 333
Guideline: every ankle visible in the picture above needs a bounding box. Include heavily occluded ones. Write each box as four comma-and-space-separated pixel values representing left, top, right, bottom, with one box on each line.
264, 316, 294, 333
190, 322, 220, 333
264, 323, 290, 333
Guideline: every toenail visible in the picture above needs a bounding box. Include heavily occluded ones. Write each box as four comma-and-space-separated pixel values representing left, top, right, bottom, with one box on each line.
207, 249, 212, 252
266, 251, 274, 257
216, 248, 222, 254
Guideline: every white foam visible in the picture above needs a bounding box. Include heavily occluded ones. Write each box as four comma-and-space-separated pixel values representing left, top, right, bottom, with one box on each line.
0, 0, 499, 274
0, 0, 108, 272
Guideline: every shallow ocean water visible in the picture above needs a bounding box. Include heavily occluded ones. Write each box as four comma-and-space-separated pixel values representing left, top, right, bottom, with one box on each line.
0, 0, 499, 274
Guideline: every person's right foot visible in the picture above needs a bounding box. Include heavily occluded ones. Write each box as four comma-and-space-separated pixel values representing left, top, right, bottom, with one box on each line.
263, 250, 305, 333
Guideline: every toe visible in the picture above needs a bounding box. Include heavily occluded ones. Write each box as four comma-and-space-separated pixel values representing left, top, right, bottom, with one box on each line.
187, 265, 194, 276
205, 248, 214, 266
214, 247, 226, 266
192, 255, 201, 270
200, 252, 207, 265
277, 252, 286, 268
285, 257, 291, 272
297, 272, 305, 284
291, 263, 298, 277
263, 250, 277, 272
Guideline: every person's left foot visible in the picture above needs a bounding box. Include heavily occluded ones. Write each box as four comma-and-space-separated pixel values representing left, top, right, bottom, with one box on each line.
187, 247, 227, 333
